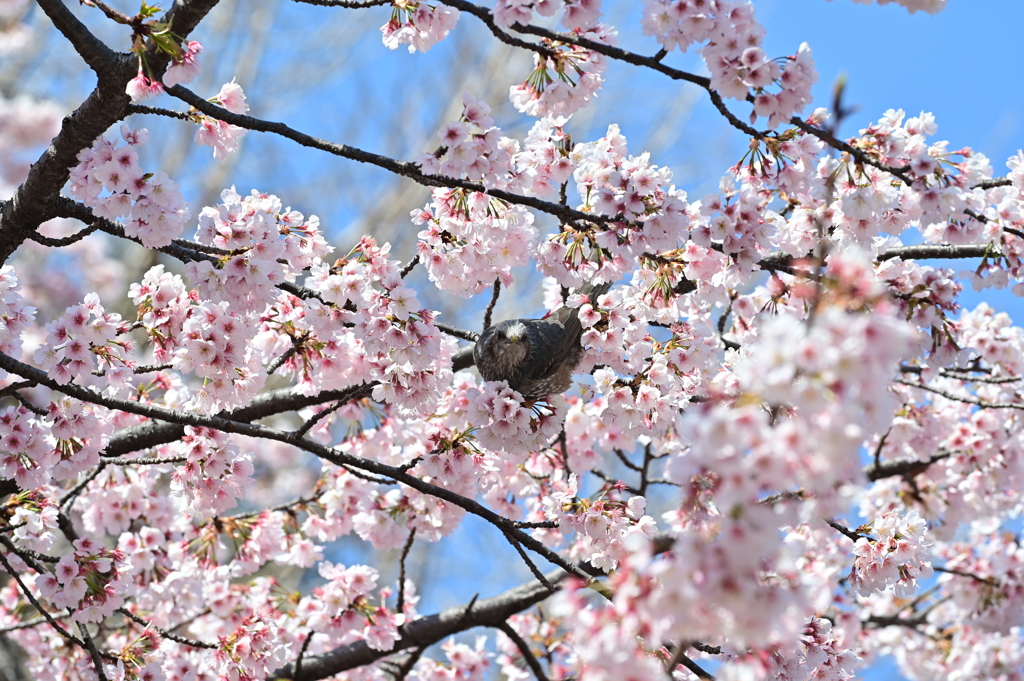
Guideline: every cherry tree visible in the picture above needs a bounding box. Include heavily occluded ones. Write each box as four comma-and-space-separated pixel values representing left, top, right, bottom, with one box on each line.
2, 0, 1024, 679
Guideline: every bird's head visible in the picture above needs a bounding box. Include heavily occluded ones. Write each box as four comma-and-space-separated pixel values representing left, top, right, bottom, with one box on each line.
488, 320, 530, 372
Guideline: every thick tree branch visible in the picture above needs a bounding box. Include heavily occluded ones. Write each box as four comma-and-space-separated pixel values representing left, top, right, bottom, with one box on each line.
0, 0, 221, 266
0, 351, 593, 587
36, 0, 117, 75
163, 85, 611, 228
274, 570, 568, 680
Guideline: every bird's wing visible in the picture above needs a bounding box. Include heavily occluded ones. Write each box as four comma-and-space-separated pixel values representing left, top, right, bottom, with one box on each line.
546, 280, 613, 364
523, 318, 580, 382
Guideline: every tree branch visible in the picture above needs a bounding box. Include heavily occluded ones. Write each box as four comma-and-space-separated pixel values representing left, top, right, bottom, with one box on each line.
274, 569, 568, 680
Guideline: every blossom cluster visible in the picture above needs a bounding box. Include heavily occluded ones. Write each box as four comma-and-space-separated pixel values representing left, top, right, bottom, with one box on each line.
849, 508, 933, 597
186, 186, 331, 313
0, 265, 34, 358
493, 0, 603, 30
32, 293, 133, 389
69, 125, 191, 248
193, 80, 250, 159
36, 536, 133, 624
380, 1, 460, 53
169, 426, 255, 518
413, 189, 536, 297
539, 473, 657, 570
640, 0, 818, 126
509, 24, 615, 118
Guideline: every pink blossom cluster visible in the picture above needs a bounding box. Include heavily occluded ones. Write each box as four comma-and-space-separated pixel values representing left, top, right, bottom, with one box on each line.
328, 249, 454, 415
186, 187, 331, 313
36, 536, 133, 624
539, 473, 657, 570
126, 40, 204, 101
546, 577, 671, 681
727, 617, 860, 681
0, 265, 34, 358
380, 1, 460, 53
849, 508, 932, 597
69, 125, 191, 248
640, 0, 818, 127
7, 492, 60, 553
168, 426, 255, 518
509, 24, 614, 118
264, 237, 454, 416
417, 92, 513, 185
212, 614, 289, 680
0, 405, 53, 491
413, 189, 537, 297
693, 180, 778, 263
416, 637, 490, 680
492, 0, 602, 30
935, 531, 1024, 633
467, 381, 566, 453
535, 129, 693, 289
128, 264, 192, 362
510, 115, 575, 197
193, 80, 250, 159
162, 40, 203, 88
32, 293, 135, 391
172, 301, 266, 411
301, 562, 404, 651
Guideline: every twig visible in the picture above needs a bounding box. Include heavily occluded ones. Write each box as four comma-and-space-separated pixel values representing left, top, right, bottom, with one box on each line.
117, 607, 217, 649
897, 378, 1024, 410
400, 254, 420, 278
483, 278, 501, 331
26, 224, 99, 247
825, 519, 871, 543
397, 529, 416, 615
497, 621, 551, 681
294, 630, 315, 679
0, 549, 85, 648
60, 462, 108, 509
77, 622, 110, 681
502, 530, 555, 593
101, 455, 187, 466
435, 322, 480, 343
12, 391, 47, 416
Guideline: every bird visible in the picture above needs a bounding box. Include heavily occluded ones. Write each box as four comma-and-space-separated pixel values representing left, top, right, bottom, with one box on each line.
473, 280, 612, 401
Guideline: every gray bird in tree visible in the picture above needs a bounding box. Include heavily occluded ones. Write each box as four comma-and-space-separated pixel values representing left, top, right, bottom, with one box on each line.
474, 281, 613, 401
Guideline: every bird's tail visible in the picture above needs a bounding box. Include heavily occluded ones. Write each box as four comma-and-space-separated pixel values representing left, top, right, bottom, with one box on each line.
576, 279, 612, 305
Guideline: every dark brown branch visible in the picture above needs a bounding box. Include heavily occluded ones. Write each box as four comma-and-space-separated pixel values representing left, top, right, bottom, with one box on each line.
274, 570, 568, 680
400, 254, 420, 278
864, 451, 950, 482
117, 607, 217, 649
77, 622, 110, 681
291, 0, 390, 7
36, 0, 117, 75
164, 84, 609, 228
0, 350, 595, 587
435, 323, 480, 343
897, 378, 1024, 410
933, 565, 999, 586
26, 224, 100, 247
397, 529, 417, 615
483, 279, 501, 332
